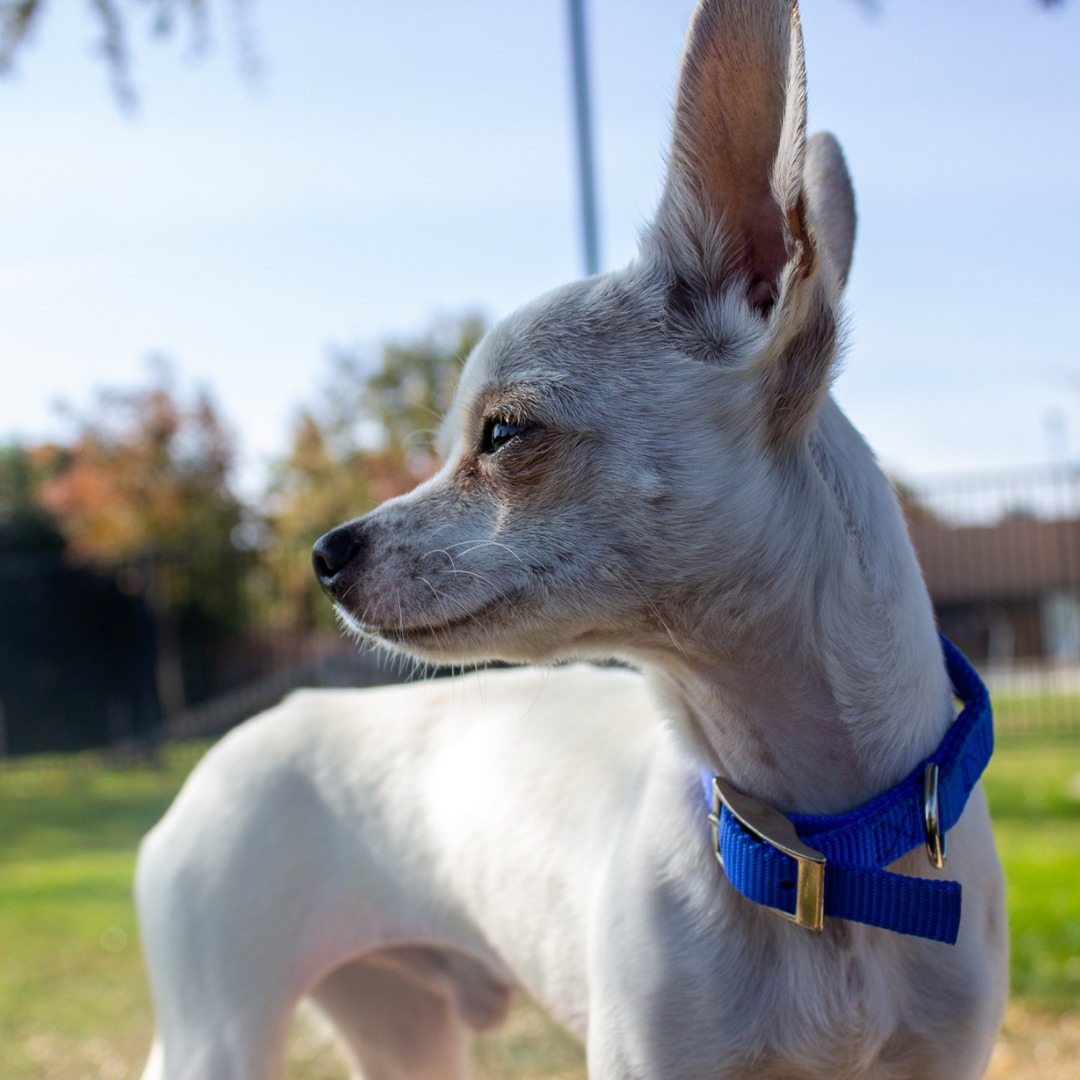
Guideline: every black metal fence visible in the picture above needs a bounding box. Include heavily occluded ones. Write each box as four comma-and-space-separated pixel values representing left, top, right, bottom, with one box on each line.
0, 543, 407, 758
2, 462, 1079, 759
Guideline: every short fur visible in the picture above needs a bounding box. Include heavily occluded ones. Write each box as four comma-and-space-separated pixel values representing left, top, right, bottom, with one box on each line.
137, 2, 1008, 1076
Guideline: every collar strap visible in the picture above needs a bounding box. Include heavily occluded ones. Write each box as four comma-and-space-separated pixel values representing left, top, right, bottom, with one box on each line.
700, 636, 993, 945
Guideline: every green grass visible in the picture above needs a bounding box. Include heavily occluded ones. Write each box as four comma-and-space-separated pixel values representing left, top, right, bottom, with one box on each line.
981, 730, 1080, 1011
0, 747, 204, 1079
1, 728, 1078, 1077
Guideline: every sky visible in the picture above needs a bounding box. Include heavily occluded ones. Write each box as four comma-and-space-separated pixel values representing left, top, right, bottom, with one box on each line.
2, 0, 1078, 497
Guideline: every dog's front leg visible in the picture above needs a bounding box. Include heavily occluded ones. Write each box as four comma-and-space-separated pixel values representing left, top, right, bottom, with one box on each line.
136, 813, 309, 1080
135, 682, 526, 1080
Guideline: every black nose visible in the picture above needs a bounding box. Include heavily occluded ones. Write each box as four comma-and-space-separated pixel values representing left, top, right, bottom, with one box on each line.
312, 525, 364, 594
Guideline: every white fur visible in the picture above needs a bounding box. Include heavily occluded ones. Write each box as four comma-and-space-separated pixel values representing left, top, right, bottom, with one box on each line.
137, 2, 1008, 1076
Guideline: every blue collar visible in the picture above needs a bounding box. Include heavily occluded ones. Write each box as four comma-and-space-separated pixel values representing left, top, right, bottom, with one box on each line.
700, 636, 993, 945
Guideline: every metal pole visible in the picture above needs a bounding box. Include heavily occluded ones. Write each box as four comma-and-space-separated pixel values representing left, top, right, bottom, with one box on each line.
566, 0, 600, 275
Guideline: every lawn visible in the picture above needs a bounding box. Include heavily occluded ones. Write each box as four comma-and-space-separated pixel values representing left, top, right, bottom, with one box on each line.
1, 724, 1077, 1079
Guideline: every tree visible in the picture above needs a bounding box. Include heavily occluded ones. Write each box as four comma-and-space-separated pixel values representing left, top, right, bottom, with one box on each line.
32, 361, 250, 711
0, 0, 253, 106
0, 442, 65, 555
268, 312, 484, 537
36, 359, 242, 565
263, 313, 485, 627
360, 312, 485, 474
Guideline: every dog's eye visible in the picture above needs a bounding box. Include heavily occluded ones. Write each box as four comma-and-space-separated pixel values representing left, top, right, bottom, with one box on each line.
481, 417, 526, 455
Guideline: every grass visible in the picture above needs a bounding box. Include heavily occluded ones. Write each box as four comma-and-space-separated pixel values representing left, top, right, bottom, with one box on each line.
1, 725, 1078, 1078
982, 730, 1080, 1011
985, 693, 1080, 1008
0, 748, 202, 1079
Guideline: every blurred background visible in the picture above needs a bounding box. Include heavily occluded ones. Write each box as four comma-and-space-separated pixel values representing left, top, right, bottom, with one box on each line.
1, 1, 1078, 1078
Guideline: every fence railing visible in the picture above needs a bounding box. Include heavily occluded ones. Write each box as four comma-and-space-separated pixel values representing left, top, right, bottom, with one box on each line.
3, 461, 1080, 756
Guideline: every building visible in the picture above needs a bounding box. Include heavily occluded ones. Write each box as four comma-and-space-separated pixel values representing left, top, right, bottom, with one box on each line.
909, 515, 1080, 667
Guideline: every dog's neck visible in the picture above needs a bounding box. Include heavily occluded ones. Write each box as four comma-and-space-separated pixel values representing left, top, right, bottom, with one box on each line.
646, 401, 953, 818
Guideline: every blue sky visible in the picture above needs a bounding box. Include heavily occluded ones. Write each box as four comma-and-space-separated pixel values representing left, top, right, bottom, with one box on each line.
2, 0, 1078, 494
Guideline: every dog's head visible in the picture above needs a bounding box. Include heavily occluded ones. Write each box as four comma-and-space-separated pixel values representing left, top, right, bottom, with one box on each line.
313, 0, 858, 667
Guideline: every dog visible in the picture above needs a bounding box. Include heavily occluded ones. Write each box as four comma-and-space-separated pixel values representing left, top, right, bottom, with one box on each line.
136, 1, 1008, 1076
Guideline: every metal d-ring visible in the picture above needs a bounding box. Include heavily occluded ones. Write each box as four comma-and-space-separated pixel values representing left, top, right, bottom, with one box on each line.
923, 763, 946, 869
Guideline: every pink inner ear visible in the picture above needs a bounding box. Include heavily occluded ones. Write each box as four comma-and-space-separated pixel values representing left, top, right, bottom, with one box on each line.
741, 190, 789, 310
747, 278, 777, 310
659, 0, 804, 313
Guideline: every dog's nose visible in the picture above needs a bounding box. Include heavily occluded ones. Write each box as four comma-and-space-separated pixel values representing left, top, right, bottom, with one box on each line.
312, 526, 364, 595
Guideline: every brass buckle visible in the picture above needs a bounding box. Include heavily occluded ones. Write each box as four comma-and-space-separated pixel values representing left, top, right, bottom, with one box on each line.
923, 763, 947, 869
708, 776, 826, 932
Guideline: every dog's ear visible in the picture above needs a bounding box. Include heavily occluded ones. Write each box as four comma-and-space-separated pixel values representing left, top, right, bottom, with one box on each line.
648, 0, 842, 444
650, 0, 811, 312
805, 132, 856, 288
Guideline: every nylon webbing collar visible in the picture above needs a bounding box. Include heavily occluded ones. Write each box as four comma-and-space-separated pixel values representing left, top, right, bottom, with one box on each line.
700, 637, 993, 945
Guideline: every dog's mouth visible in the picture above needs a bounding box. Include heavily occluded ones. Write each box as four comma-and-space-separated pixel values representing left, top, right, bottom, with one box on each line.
337, 593, 520, 653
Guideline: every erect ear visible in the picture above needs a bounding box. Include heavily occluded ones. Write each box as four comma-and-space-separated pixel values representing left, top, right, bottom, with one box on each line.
804, 132, 856, 288
650, 0, 812, 312
647, 0, 842, 445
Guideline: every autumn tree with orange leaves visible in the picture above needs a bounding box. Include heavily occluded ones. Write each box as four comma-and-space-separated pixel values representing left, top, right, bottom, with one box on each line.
31, 362, 252, 703
35, 362, 241, 563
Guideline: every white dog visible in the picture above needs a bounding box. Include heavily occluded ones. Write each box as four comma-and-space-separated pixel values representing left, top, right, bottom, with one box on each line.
136, 1, 1008, 1076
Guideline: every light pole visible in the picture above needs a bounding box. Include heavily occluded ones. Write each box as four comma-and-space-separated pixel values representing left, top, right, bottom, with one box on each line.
566, 0, 600, 275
